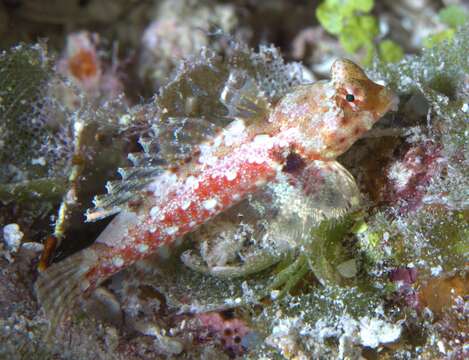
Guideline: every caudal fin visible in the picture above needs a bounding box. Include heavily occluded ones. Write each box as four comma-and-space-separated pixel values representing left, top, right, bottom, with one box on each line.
35, 248, 98, 332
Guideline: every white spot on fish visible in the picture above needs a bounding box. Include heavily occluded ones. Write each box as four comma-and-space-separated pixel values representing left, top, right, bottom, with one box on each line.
203, 198, 217, 211
185, 176, 199, 190
165, 226, 179, 236
138, 243, 149, 253
198, 144, 218, 165
225, 168, 238, 181
253, 134, 274, 149
113, 256, 124, 267
224, 119, 246, 146
150, 207, 159, 220
147, 171, 178, 197
181, 199, 192, 210
213, 136, 222, 148
248, 155, 266, 165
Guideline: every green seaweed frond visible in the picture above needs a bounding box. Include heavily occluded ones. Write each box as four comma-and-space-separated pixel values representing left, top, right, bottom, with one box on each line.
316, 0, 403, 64
423, 4, 468, 48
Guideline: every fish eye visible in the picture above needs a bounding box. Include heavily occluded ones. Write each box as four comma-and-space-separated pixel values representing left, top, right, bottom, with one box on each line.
346, 94, 355, 102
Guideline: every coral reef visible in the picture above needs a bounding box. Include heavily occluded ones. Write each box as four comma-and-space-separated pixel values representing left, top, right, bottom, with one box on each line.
0, 1, 467, 359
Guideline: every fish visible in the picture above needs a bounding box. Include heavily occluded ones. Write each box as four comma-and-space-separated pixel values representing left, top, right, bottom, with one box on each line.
35, 59, 398, 329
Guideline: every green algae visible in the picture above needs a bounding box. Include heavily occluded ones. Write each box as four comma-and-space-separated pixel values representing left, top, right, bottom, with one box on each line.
0, 43, 53, 181
306, 213, 359, 286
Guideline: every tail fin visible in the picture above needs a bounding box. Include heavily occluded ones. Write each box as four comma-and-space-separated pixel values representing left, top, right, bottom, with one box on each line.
35, 248, 98, 333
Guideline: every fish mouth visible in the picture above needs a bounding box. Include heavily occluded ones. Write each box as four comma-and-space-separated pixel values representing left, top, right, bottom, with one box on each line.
382, 88, 400, 113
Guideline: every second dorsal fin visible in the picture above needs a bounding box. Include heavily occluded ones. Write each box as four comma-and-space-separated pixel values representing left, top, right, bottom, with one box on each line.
220, 70, 271, 123
150, 116, 221, 163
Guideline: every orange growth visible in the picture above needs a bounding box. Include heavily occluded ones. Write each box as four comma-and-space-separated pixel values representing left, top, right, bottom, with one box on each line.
68, 50, 98, 80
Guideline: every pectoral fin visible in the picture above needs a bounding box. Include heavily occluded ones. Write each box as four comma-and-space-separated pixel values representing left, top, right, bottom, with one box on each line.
296, 160, 361, 222
263, 160, 361, 247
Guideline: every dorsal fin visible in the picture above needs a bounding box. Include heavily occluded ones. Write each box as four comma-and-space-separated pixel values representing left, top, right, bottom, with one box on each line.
270, 160, 361, 227
150, 116, 220, 163
220, 70, 271, 122
86, 116, 221, 222
141, 45, 305, 165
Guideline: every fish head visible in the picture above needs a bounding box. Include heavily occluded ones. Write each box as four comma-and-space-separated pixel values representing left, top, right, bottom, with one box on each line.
331, 58, 398, 129
311, 59, 399, 159
269, 59, 398, 161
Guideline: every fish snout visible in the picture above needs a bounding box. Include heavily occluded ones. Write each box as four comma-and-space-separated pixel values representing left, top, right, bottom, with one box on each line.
379, 87, 400, 115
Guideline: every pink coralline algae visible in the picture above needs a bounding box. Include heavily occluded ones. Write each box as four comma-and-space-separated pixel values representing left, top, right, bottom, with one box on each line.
385, 141, 444, 213
196, 311, 254, 356
389, 267, 419, 310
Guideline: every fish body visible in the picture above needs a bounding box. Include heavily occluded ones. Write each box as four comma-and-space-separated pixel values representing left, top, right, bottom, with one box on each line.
35, 59, 397, 328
